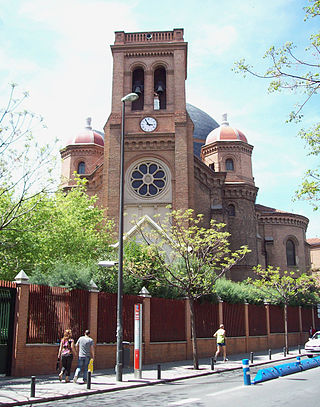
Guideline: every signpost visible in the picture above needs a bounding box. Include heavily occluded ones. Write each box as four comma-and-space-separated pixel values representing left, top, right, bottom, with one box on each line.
134, 303, 142, 379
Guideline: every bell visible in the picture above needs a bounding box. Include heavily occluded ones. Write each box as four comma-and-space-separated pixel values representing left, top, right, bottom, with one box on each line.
155, 82, 165, 94
133, 85, 142, 95
132, 82, 143, 95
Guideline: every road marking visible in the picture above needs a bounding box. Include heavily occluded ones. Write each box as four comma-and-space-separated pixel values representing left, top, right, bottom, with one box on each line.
168, 398, 200, 406
207, 385, 245, 397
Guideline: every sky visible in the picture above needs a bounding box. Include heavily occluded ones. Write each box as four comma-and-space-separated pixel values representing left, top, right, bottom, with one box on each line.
0, 0, 319, 238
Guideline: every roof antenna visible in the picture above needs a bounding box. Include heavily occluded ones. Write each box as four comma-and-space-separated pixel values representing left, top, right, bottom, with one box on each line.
85, 117, 92, 130
221, 113, 229, 126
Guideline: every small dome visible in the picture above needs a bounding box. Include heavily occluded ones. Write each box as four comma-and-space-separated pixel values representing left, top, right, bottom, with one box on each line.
205, 114, 247, 145
66, 118, 104, 147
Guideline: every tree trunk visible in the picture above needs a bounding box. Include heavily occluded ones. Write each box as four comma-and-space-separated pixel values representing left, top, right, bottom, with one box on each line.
189, 297, 199, 369
284, 303, 288, 353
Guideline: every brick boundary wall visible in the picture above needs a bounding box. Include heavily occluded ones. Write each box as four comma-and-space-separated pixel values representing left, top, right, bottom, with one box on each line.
9, 280, 313, 376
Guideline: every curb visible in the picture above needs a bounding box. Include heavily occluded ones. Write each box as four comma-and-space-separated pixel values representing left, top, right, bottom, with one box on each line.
0, 353, 306, 407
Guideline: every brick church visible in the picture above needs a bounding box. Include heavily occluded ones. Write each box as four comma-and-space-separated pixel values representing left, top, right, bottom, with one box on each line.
60, 29, 310, 280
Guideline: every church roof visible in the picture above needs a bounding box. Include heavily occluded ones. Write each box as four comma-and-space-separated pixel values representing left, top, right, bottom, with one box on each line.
307, 238, 320, 246
186, 103, 219, 157
66, 118, 104, 147
205, 113, 248, 145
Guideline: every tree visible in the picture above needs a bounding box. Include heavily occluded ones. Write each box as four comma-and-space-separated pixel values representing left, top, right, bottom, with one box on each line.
126, 209, 249, 369
233, 1, 320, 209
249, 265, 317, 352
0, 83, 57, 239
0, 177, 114, 280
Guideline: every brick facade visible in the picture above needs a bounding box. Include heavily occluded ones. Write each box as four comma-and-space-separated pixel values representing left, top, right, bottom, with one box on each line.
60, 29, 310, 278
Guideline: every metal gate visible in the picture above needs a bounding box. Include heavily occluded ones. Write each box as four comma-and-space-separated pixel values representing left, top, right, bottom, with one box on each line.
0, 287, 16, 375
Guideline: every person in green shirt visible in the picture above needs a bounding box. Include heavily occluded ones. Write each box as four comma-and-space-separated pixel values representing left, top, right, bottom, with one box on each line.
213, 324, 228, 362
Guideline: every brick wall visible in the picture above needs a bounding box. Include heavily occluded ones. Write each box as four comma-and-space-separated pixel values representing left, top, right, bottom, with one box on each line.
8, 281, 315, 376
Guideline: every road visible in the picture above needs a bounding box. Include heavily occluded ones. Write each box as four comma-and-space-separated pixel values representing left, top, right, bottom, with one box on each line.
36, 363, 320, 407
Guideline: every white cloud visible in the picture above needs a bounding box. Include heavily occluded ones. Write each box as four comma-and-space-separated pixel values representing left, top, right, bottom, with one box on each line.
190, 24, 238, 59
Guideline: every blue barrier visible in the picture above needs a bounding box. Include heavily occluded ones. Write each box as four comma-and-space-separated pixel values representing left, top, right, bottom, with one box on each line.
313, 356, 320, 366
300, 358, 318, 370
242, 359, 251, 385
252, 367, 279, 384
252, 356, 320, 385
274, 362, 301, 376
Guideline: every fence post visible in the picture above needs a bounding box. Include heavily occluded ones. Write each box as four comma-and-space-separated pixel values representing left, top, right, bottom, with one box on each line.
264, 302, 271, 349
11, 271, 30, 376
312, 306, 315, 332
89, 281, 99, 346
298, 306, 303, 346
218, 300, 224, 326
244, 302, 249, 353
185, 298, 192, 360
140, 287, 151, 364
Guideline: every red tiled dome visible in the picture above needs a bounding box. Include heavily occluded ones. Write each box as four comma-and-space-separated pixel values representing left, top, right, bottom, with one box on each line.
66, 118, 104, 147
205, 114, 247, 145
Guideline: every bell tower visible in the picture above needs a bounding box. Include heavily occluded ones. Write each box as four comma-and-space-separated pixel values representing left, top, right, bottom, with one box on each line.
103, 29, 195, 231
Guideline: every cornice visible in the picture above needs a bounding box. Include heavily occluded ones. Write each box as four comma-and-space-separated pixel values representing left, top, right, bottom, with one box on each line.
257, 212, 309, 230
194, 156, 226, 189
60, 145, 104, 158
125, 51, 174, 58
202, 142, 253, 157
124, 137, 175, 151
223, 183, 258, 201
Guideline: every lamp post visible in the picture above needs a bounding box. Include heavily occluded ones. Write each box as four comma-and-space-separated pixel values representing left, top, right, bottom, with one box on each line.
116, 92, 139, 381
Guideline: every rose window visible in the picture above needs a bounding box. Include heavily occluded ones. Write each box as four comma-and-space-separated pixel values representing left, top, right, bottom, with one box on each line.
130, 161, 167, 197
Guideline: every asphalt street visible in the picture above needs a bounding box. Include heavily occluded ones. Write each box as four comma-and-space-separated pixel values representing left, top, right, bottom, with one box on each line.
33, 362, 320, 407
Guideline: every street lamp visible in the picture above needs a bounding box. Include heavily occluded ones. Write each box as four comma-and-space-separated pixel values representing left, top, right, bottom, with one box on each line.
116, 92, 139, 381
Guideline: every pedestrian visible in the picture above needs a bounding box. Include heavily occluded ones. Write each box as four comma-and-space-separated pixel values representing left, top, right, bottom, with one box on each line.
213, 324, 228, 362
57, 329, 76, 383
73, 329, 95, 383
309, 326, 316, 337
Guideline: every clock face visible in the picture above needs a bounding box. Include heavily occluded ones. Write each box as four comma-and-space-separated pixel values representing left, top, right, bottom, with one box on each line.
140, 117, 157, 132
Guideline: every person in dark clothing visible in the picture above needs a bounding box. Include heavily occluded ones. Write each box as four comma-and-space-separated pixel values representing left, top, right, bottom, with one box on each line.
57, 329, 76, 383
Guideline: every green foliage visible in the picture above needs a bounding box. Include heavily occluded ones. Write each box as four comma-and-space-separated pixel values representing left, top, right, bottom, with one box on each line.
214, 278, 266, 304
0, 177, 114, 280
96, 240, 181, 297
249, 265, 318, 305
0, 83, 58, 234
127, 209, 249, 300
29, 261, 95, 290
233, 1, 320, 208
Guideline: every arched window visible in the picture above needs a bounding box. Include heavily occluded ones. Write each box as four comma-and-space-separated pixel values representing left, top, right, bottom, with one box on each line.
227, 204, 235, 217
154, 67, 166, 110
132, 68, 144, 110
77, 161, 85, 174
226, 158, 234, 171
209, 163, 215, 172
286, 239, 296, 266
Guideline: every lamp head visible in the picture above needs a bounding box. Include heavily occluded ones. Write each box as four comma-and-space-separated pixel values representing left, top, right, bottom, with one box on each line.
98, 260, 118, 267
121, 92, 139, 102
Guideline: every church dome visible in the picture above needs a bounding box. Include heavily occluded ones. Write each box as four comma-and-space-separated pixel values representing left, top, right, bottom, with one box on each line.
205, 113, 247, 145
66, 118, 104, 147
186, 103, 219, 157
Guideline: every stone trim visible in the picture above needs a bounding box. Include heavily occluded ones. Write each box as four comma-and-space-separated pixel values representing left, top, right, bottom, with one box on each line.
257, 213, 309, 230
202, 141, 253, 159
125, 51, 174, 58
124, 138, 175, 151
223, 184, 258, 201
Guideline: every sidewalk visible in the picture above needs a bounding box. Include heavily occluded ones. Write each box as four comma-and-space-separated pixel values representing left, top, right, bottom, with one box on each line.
0, 348, 307, 406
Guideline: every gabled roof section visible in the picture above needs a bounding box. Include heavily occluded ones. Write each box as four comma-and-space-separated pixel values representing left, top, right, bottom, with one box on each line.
112, 215, 172, 248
